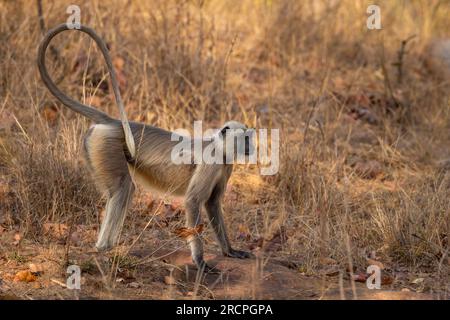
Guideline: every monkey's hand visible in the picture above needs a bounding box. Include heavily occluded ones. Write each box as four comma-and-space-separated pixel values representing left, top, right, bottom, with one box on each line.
223, 248, 253, 259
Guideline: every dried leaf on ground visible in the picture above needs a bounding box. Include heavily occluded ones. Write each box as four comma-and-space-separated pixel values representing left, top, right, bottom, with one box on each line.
352, 272, 369, 282
381, 274, 394, 285
14, 270, 37, 282
173, 224, 204, 239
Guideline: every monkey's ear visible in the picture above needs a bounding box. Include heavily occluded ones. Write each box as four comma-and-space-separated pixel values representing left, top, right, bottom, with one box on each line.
220, 126, 230, 136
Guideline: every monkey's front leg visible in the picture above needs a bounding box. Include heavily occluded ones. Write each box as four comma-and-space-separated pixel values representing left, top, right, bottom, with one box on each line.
205, 185, 253, 259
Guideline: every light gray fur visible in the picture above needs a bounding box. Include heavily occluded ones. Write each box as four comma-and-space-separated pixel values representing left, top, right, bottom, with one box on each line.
38, 24, 252, 271
83, 121, 252, 269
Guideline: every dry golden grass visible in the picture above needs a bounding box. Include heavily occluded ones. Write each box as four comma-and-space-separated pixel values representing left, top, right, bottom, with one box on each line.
0, 0, 449, 299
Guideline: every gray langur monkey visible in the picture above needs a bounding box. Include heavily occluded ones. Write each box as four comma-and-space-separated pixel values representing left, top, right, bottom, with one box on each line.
37, 24, 253, 271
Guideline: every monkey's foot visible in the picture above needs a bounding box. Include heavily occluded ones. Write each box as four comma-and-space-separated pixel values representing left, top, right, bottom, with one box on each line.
223, 248, 253, 259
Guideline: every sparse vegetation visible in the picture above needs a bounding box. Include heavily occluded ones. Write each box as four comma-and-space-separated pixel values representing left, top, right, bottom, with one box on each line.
0, 0, 449, 299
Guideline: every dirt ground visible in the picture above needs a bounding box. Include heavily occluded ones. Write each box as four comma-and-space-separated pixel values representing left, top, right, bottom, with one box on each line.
0, 206, 442, 300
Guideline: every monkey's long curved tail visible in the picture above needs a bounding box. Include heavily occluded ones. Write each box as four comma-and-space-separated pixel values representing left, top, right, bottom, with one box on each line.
37, 23, 136, 158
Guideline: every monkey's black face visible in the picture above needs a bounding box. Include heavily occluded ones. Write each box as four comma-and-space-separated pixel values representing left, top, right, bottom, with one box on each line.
219, 122, 255, 161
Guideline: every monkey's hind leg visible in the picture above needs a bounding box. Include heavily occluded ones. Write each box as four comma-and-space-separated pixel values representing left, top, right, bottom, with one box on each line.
96, 175, 135, 251
83, 124, 135, 251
